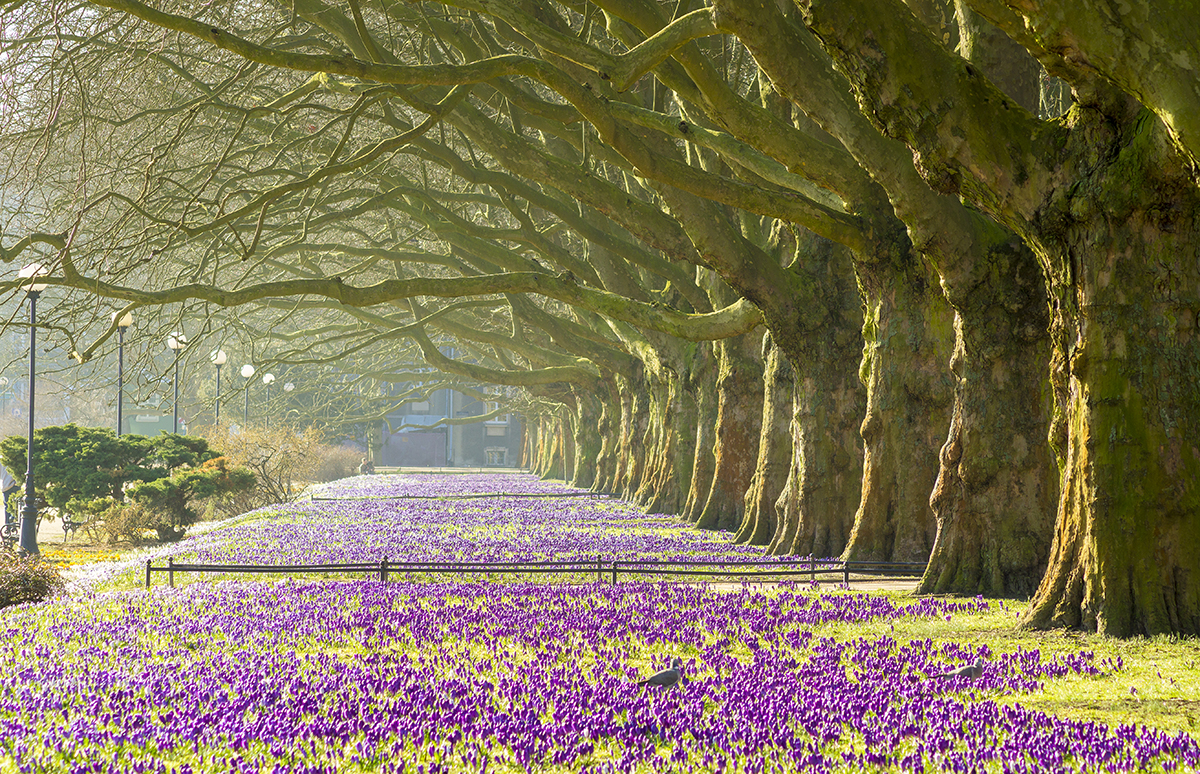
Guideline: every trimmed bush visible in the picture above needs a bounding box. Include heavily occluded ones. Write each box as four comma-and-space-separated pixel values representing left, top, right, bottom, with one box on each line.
0, 553, 65, 608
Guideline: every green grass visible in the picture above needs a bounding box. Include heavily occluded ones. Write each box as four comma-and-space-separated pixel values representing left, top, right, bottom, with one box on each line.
809, 590, 1200, 736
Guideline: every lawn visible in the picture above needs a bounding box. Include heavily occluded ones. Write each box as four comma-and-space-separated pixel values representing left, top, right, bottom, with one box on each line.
1, 473, 1197, 773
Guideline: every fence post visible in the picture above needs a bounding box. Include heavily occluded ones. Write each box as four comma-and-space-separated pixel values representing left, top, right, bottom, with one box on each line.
168, 556, 175, 588
843, 561, 849, 586
381, 556, 389, 584
810, 555, 816, 583
596, 555, 601, 583
611, 561, 618, 585
145, 559, 151, 589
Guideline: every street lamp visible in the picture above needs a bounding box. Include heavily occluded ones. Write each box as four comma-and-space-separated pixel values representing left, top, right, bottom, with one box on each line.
18, 262, 48, 556
211, 349, 227, 425
262, 373, 275, 410
0, 377, 9, 416
113, 311, 133, 435
167, 332, 188, 434
241, 364, 256, 425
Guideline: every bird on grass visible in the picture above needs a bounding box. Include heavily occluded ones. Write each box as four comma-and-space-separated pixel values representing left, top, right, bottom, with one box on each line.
934, 657, 984, 679
636, 656, 684, 687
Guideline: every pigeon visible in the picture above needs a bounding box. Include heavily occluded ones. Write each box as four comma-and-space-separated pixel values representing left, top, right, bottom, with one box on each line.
636, 657, 684, 687
934, 657, 984, 679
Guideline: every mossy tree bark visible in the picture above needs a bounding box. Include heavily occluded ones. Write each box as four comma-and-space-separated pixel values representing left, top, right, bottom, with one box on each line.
683, 342, 719, 522
919, 6, 1058, 597
922, 237, 1057, 596
570, 390, 603, 489
1025, 110, 1200, 634
614, 375, 652, 497
636, 373, 698, 514
719, 0, 1058, 587
798, 0, 1200, 632
696, 333, 765, 531
768, 239, 866, 557
592, 380, 621, 494
737, 334, 794, 545
843, 257, 955, 562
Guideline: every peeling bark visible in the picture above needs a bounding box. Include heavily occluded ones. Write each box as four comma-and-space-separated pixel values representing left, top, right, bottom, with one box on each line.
1025, 111, 1200, 635
843, 260, 955, 563
683, 343, 719, 522
737, 334, 794, 545
768, 239, 866, 557
696, 334, 765, 531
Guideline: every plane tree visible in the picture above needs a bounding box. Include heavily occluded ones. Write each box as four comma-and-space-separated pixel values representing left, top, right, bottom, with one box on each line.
5, 0, 1196, 636
723, 0, 1199, 634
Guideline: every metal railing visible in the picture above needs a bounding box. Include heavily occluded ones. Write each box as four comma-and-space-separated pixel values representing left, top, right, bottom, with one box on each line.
144, 555, 926, 588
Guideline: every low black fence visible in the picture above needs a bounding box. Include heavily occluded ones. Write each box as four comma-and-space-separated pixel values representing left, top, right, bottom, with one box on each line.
144, 556, 926, 588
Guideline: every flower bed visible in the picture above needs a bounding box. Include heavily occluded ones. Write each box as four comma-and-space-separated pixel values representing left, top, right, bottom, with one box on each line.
153, 478, 765, 567
311, 473, 587, 499
1, 582, 1192, 773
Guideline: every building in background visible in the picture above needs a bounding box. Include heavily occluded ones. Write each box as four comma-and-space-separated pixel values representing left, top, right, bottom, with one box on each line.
378, 386, 522, 468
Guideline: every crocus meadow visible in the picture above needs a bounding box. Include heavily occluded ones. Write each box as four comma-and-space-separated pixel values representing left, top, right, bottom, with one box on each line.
309, 473, 585, 499
144, 474, 765, 568
2, 473, 1194, 773
1, 582, 1193, 773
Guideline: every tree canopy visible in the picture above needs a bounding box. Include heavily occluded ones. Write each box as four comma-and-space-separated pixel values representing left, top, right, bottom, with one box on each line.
1, 0, 1197, 636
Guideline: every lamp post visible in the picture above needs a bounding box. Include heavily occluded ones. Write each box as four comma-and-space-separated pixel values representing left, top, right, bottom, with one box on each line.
241, 364, 256, 425
18, 263, 48, 556
211, 349, 227, 425
0, 377, 9, 416
262, 373, 275, 412
167, 332, 188, 434
113, 311, 132, 435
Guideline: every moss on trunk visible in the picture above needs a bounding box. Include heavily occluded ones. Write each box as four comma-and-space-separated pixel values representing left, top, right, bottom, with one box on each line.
737, 335, 795, 545
683, 343, 719, 522
768, 240, 866, 557
696, 335, 765, 532
920, 238, 1057, 597
571, 392, 602, 489
1025, 109, 1200, 635
844, 260, 954, 562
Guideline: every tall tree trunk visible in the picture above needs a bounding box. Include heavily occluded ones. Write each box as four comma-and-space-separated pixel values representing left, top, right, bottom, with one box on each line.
768, 240, 866, 557
611, 376, 636, 495
536, 414, 565, 480
571, 391, 602, 489
696, 334, 765, 532
683, 343, 718, 522
634, 376, 669, 508
1026, 109, 1200, 635
593, 382, 620, 494
920, 239, 1057, 596
843, 262, 955, 562
737, 334, 794, 544
638, 374, 697, 515
559, 410, 575, 483
616, 377, 651, 497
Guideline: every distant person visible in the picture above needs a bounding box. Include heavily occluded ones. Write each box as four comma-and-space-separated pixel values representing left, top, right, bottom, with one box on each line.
0, 467, 16, 522
0, 466, 17, 543
359, 457, 375, 475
